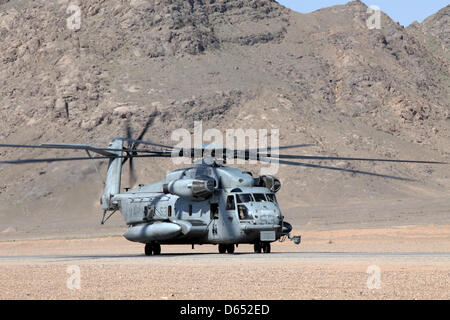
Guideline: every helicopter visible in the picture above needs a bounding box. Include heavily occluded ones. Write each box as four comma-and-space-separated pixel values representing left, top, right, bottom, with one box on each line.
0, 121, 447, 255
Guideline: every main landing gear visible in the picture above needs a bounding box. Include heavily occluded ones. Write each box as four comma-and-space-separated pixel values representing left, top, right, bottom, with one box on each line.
218, 244, 235, 254
254, 242, 271, 254
144, 242, 161, 256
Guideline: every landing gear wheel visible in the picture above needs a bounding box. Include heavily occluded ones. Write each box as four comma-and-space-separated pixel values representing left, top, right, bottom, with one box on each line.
254, 242, 262, 254
218, 244, 227, 254
263, 242, 271, 254
152, 243, 161, 255
145, 243, 161, 256
144, 243, 153, 256
226, 244, 235, 254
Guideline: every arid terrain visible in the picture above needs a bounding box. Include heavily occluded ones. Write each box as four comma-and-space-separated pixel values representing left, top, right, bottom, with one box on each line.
0, 199, 449, 300
0, 225, 449, 300
0, 0, 449, 299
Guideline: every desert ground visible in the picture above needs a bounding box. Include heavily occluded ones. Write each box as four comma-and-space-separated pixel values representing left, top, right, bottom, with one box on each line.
0, 180, 449, 300
0, 222, 448, 300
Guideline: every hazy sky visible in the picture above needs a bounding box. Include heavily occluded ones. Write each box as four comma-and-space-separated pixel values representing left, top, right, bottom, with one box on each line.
277, 0, 449, 26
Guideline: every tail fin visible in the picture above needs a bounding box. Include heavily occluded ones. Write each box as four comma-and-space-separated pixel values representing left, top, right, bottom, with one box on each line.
101, 139, 123, 211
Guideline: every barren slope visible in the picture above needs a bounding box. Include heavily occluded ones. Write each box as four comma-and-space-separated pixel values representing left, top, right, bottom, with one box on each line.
0, 0, 449, 239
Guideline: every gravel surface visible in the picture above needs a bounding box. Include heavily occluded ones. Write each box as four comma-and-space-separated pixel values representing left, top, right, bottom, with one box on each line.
0, 225, 448, 300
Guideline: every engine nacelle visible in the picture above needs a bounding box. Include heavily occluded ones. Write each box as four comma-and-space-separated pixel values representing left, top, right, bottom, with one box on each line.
254, 175, 281, 193
163, 178, 215, 200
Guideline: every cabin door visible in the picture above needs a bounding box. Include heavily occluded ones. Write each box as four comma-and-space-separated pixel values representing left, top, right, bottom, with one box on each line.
210, 203, 219, 238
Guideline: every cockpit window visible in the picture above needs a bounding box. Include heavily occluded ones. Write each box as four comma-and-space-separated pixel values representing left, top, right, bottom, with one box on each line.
236, 193, 253, 203
238, 205, 251, 220
226, 195, 236, 210
253, 193, 267, 202
266, 194, 277, 203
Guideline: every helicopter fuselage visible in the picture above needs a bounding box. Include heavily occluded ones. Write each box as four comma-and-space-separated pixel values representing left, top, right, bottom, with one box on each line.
116, 187, 283, 245
109, 165, 291, 247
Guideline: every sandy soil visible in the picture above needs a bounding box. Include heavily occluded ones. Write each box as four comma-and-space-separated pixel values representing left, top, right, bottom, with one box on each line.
0, 225, 448, 300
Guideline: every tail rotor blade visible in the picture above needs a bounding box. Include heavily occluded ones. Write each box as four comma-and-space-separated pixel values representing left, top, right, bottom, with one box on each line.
127, 114, 157, 186
134, 113, 157, 148
122, 120, 133, 165
129, 157, 137, 187
125, 119, 133, 146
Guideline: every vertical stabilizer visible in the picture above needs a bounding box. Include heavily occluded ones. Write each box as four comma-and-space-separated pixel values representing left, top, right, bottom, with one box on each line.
101, 139, 123, 211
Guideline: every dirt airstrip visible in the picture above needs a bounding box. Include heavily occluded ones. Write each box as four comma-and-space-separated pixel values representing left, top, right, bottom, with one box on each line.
0, 225, 448, 300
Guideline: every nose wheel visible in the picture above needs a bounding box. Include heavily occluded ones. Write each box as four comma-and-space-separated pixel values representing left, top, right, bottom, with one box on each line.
144, 242, 161, 256
218, 244, 235, 254
254, 242, 271, 254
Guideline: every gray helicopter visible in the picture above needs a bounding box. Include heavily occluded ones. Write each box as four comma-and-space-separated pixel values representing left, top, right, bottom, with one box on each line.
0, 122, 446, 255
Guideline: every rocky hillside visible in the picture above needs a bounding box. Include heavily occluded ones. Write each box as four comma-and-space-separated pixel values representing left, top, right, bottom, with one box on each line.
408, 5, 449, 60
0, 0, 449, 237
412, 5, 449, 50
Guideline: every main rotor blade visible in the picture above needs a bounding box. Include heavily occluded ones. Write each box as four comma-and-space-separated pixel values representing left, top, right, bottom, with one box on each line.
168, 144, 316, 158
0, 154, 171, 165
275, 159, 414, 181
246, 144, 315, 153
235, 154, 415, 181
120, 138, 174, 150
269, 154, 447, 165
0, 143, 170, 156
0, 143, 119, 157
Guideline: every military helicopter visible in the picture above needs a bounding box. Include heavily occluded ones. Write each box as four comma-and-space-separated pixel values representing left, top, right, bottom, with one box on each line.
0, 121, 446, 255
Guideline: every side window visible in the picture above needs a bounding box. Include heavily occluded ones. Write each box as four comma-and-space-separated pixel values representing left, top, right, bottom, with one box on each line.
144, 205, 155, 220
226, 195, 235, 211
168, 205, 172, 217
189, 204, 193, 216
210, 203, 219, 220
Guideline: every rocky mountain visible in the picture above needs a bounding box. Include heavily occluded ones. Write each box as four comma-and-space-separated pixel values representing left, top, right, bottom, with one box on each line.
408, 5, 449, 61
0, 0, 449, 238
422, 5, 449, 47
